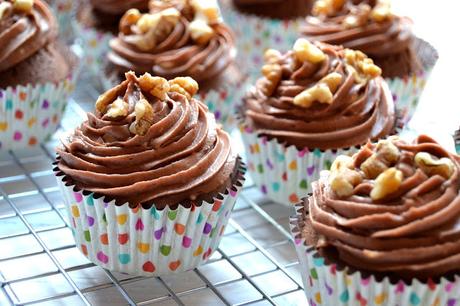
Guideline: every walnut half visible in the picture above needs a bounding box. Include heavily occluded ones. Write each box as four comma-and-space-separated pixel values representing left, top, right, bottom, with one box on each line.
414, 152, 455, 179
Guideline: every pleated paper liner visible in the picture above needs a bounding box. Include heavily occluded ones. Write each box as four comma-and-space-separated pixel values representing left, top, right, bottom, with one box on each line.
239, 108, 403, 206
290, 201, 460, 306
219, 0, 303, 80
48, 0, 76, 43
384, 37, 438, 126
0, 48, 80, 151
54, 160, 246, 276
453, 127, 460, 155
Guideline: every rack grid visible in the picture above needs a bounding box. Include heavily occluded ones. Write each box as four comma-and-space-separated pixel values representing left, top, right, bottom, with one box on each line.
0, 88, 307, 305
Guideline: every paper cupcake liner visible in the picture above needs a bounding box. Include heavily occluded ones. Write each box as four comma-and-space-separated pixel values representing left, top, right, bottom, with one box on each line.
454, 128, 460, 155
240, 125, 360, 206
74, 21, 114, 81
54, 162, 246, 276
290, 204, 460, 306
385, 38, 438, 126
219, 0, 303, 81
0, 53, 79, 151
101, 73, 250, 133
48, 0, 76, 43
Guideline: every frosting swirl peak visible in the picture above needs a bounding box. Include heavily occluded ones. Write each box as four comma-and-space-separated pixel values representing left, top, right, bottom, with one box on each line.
0, 0, 57, 72
56, 72, 237, 208
243, 39, 395, 150
307, 135, 460, 279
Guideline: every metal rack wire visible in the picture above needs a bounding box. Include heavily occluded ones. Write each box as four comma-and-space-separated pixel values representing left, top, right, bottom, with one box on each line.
0, 86, 307, 305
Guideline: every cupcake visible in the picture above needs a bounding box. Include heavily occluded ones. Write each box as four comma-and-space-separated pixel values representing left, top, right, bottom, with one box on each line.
54, 71, 245, 276
218, 0, 312, 79
291, 134, 460, 305
302, 0, 438, 124
106, 0, 245, 130
0, 0, 78, 150
240, 38, 397, 205
76, 0, 149, 78
231, 0, 313, 19
45, 0, 75, 42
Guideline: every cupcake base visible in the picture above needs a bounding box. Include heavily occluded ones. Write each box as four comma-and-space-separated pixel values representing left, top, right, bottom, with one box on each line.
54, 162, 246, 276
290, 203, 460, 306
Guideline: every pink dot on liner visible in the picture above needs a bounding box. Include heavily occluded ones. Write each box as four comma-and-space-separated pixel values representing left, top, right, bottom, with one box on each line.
182, 236, 192, 248
13, 131, 22, 141
74, 192, 83, 203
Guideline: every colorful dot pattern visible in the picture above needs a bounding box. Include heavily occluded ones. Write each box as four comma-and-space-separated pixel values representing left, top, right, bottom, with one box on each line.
241, 129, 358, 206
61, 178, 243, 276
48, 0, 75, 43
290, 216, 460, 306
0, 72, 77, 151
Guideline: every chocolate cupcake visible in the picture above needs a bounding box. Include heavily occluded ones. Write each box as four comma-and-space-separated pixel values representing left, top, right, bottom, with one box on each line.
232, 0, 313, 19
303, 0, 438, 124
54, 71, 245, 276
106, 0, 245, 130
0, 0, 77, 150
291, 135, 460, 305
240, 38, 397, 205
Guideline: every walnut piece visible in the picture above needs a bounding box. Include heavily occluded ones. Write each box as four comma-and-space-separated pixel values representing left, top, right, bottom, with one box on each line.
12, 0, 33, 13
371, 168, 403, 201
130, 99, 155, 136
371, 0, 392, 22
360, 155, 388, 179
168, 77, 199, 100
414, 152, 455, 179
120, 9, 141, 35
191, 0, 222, 24
189, 19, 214, 45
293, 83, 333, 108
96, 84, 124, 114
376, 139, 400, 164
0, 2, 12, 20
106, 98, 129, 119
320, 72, 343, 93
344, 49, 381, 82
138, 73, 170, 100
343, 4, 371, 28
329, 156, 363, 198
312, 0, 345, 16
261, 63, 282, 97
293, 38, 326, 64
264, 49, 283, 64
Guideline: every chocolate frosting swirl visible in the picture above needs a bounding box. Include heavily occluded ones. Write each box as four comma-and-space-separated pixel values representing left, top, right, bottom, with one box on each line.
243, 42, 395, 150
108, 3, 236, 83
90, 0, 149, 15
0, 0, 57, 72
56, 72, 237, 208
307, 135, 460, 279
302, 1, 414, 58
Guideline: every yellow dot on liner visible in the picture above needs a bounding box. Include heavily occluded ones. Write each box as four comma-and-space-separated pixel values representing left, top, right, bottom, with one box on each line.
117, 214, 127, 225
431, 298, 440, 306
0, 122, 8, 132
28, 117, 36, 128
137, 243, 150, 253
193, 246, 203, 257
345, 276, 352, 285
71, 206, 80, 218
315, 292, 322, 304
374, 293, 387, 305
289, 160, 298, 170
254, 144, 260, 153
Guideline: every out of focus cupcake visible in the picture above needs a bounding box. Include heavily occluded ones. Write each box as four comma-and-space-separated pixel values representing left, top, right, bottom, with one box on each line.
219, 0, 314, 79
54, 71, 245, 276
291, 135, 460, 305
455, 127, 460, 155
0, 0, 78, 150
76, 0, 149, 77
240, 38, 397, 205
45, 0, 75, 42
231, 0, 313, 19
302, 0, 438, 124
106, 0, 246, 130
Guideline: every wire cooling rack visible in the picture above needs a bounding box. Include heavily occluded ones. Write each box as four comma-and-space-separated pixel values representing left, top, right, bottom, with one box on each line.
0, 76, 307, 306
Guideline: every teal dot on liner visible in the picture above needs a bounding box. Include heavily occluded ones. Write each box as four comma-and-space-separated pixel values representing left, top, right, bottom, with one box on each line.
151, 207, 160, 220
118, 254, 131, 264
410, 293, 421, 306
313, 257, 325, 267
86, 195, 94, 206
6, 99, 13, 110
196, 213, 204, 224
313, 148, 322, 157
272, 182, 280, 192
339, 290, 349, 303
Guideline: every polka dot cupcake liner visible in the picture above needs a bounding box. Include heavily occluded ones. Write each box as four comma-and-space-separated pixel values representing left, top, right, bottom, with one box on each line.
290, 203, 460, 306
54, 163, 246, 276
385, 38, 438, 126
48, 0, 76, 43
219, 0, 303, 81
240, 125, 359, 206
0, 52, 79, 151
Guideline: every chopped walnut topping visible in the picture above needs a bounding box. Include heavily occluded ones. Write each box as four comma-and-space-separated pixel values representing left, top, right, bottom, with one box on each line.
260, 63, 282, 97
343, 3, 371, 28
138, 73, 170, 100
312, 0, 345, 16
329, 155, 363, 198
120, 8, 141, 35
414, 152, 455, 179
344, 49, 381, 83
371, 0, 392, 22
106, 98, 129, 119
12, 0, 33, 13
130, 99, 155, 136
190, 0, 222, 24
293, 38, 326, 64
168, 77, 199, 100
264, 49, 283, 64
371, 168, 403, 200
189, 19, 214, 45
0, 2, 12, 20
293, 72, 342, 109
